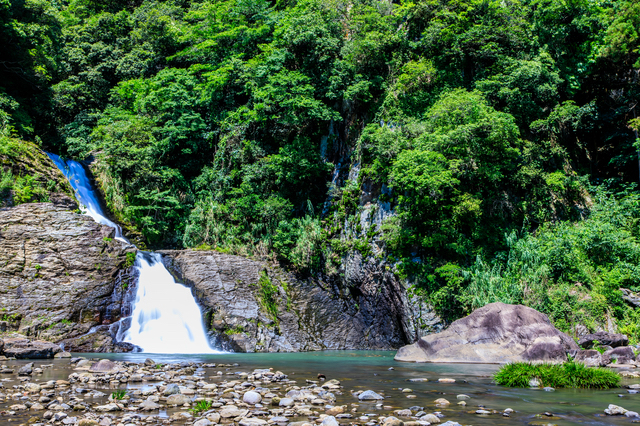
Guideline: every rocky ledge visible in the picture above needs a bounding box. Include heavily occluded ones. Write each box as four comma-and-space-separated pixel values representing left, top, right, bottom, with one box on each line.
159, 250, 441, 352
394, 302, 579, 363
0, 203, 134, 347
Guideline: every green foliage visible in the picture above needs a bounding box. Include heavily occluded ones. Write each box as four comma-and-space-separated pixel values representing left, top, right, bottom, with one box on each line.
188, 400, 212, 415
124, 252, 136, 268
110, 390, 127, 400
256, 270, 279, 323
495, 361, 620, 389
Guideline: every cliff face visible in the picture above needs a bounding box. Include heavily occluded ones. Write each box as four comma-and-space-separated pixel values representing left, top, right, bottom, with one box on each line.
159, 249, 441, 352
0, 203, 134, 349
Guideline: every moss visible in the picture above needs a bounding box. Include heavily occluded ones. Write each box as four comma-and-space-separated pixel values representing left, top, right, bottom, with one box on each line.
257, 270, 279, 323
124, 252, 136, 268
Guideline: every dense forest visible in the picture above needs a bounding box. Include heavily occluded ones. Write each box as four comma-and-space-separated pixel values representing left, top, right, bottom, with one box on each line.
1, 0, 640, 340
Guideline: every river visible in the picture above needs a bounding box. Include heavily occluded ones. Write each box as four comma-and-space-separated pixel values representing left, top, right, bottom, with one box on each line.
1, 351, 639, 425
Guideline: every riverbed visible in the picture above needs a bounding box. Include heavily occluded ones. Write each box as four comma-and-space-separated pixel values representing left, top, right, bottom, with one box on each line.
1, 351, 639, 425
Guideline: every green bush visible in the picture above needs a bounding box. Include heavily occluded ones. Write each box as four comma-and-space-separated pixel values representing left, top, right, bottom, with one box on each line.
495, 361, 621, 389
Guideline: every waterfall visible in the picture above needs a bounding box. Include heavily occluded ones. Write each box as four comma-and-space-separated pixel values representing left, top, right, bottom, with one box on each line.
47, 153, 219, 354
47, 153, 128, 243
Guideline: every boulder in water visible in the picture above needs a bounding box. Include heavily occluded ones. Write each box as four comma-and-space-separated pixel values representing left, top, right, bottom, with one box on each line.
358, 390, 384, 400
395, 302, 579, 363
243, 390, 262, 404
166, 394, 191, 405
89, 359, 119, 373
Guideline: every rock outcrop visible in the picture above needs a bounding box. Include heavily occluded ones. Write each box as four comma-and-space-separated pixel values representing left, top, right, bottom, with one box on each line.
578, 331, 629, 349
394, 302, 579, 363
159, 250, 440, 352
1, 337, 62, 359
0, 203, 134, 346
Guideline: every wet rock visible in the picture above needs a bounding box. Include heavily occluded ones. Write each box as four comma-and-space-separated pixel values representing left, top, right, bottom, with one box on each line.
396, 409, 412, 417
419, 414, 440, 423
2, 338, 62, 359
194, 420, 212, 426
138, 399, 161, 411
206, 413, 221, 423
434, 398, 450, 406
382, 416, 403, 426
55, 352, 72, 358
89, 359, 120, 373
358, 390, 384, 400
440, 422, 461, 426
77, 420, 99, 426
604, 404, 628, 415
243, 390, 262, 404
270, 416, 289, 423
395, 302, 578, 363
163, 383, 180, 396
95, 403, 121, 412
239, 419, 267, 426
578, 332, 628, 349
321, 416, 340, 426
18, 362, 34, 375
166, 394, 191, 405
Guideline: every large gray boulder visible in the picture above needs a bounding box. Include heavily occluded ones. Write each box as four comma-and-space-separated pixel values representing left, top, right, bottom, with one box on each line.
395, 302, 579, 363
2, 337, 62, 359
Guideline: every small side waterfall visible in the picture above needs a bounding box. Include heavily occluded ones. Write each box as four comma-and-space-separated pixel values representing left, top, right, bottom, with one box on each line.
48, 153, 219, 354
47, 153, 127, 243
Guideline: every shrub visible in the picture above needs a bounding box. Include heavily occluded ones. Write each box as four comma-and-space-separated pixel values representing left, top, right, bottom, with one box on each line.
494, 360, 620, 389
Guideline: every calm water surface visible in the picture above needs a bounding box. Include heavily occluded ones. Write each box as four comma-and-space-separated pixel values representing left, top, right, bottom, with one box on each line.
2, 351, 639, 425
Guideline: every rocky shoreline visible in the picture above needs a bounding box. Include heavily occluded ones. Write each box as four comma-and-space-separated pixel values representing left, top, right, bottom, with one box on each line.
0, 355, 639, 426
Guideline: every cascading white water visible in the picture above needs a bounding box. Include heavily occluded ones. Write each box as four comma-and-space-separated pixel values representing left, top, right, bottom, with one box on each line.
122, 252, 218, 353
48, 153, 219, 354
47, 153, 128, 243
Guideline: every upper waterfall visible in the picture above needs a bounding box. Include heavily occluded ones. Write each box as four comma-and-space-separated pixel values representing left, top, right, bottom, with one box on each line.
47, 153, 128, 243
47, 153, 219, 354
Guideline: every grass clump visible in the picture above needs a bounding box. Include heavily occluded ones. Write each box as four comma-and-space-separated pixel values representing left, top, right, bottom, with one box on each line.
188, 400, 212, 415
495, 360, 621, 389
111, 390, 127, 400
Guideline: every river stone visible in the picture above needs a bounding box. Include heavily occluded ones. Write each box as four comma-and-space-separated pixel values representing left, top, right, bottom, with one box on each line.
419, 414, 440, 423
193, 420, 212, 426
270, 416, 289, 423
77, 420, 98, 426
359, 390, 384, 400
167, 394, 191, 405
279, 398, 295, 407
18, 362, 34, 375
139, 399, 161, 411
579, 332, 628, 349
95, 403, 121, 412
441, 422, 462, 426
54, 352, 72, 358
243, 390, 262, 404
90, 359, 120, 373
605, 404, 628, 415
239, 419, 267, 426
382, 417, 403, 426
396, 409, 412, 417
321, 416, 339, 426
164, 384, 180, 396
24, 383, 41, 393
395, 302, 579, 363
